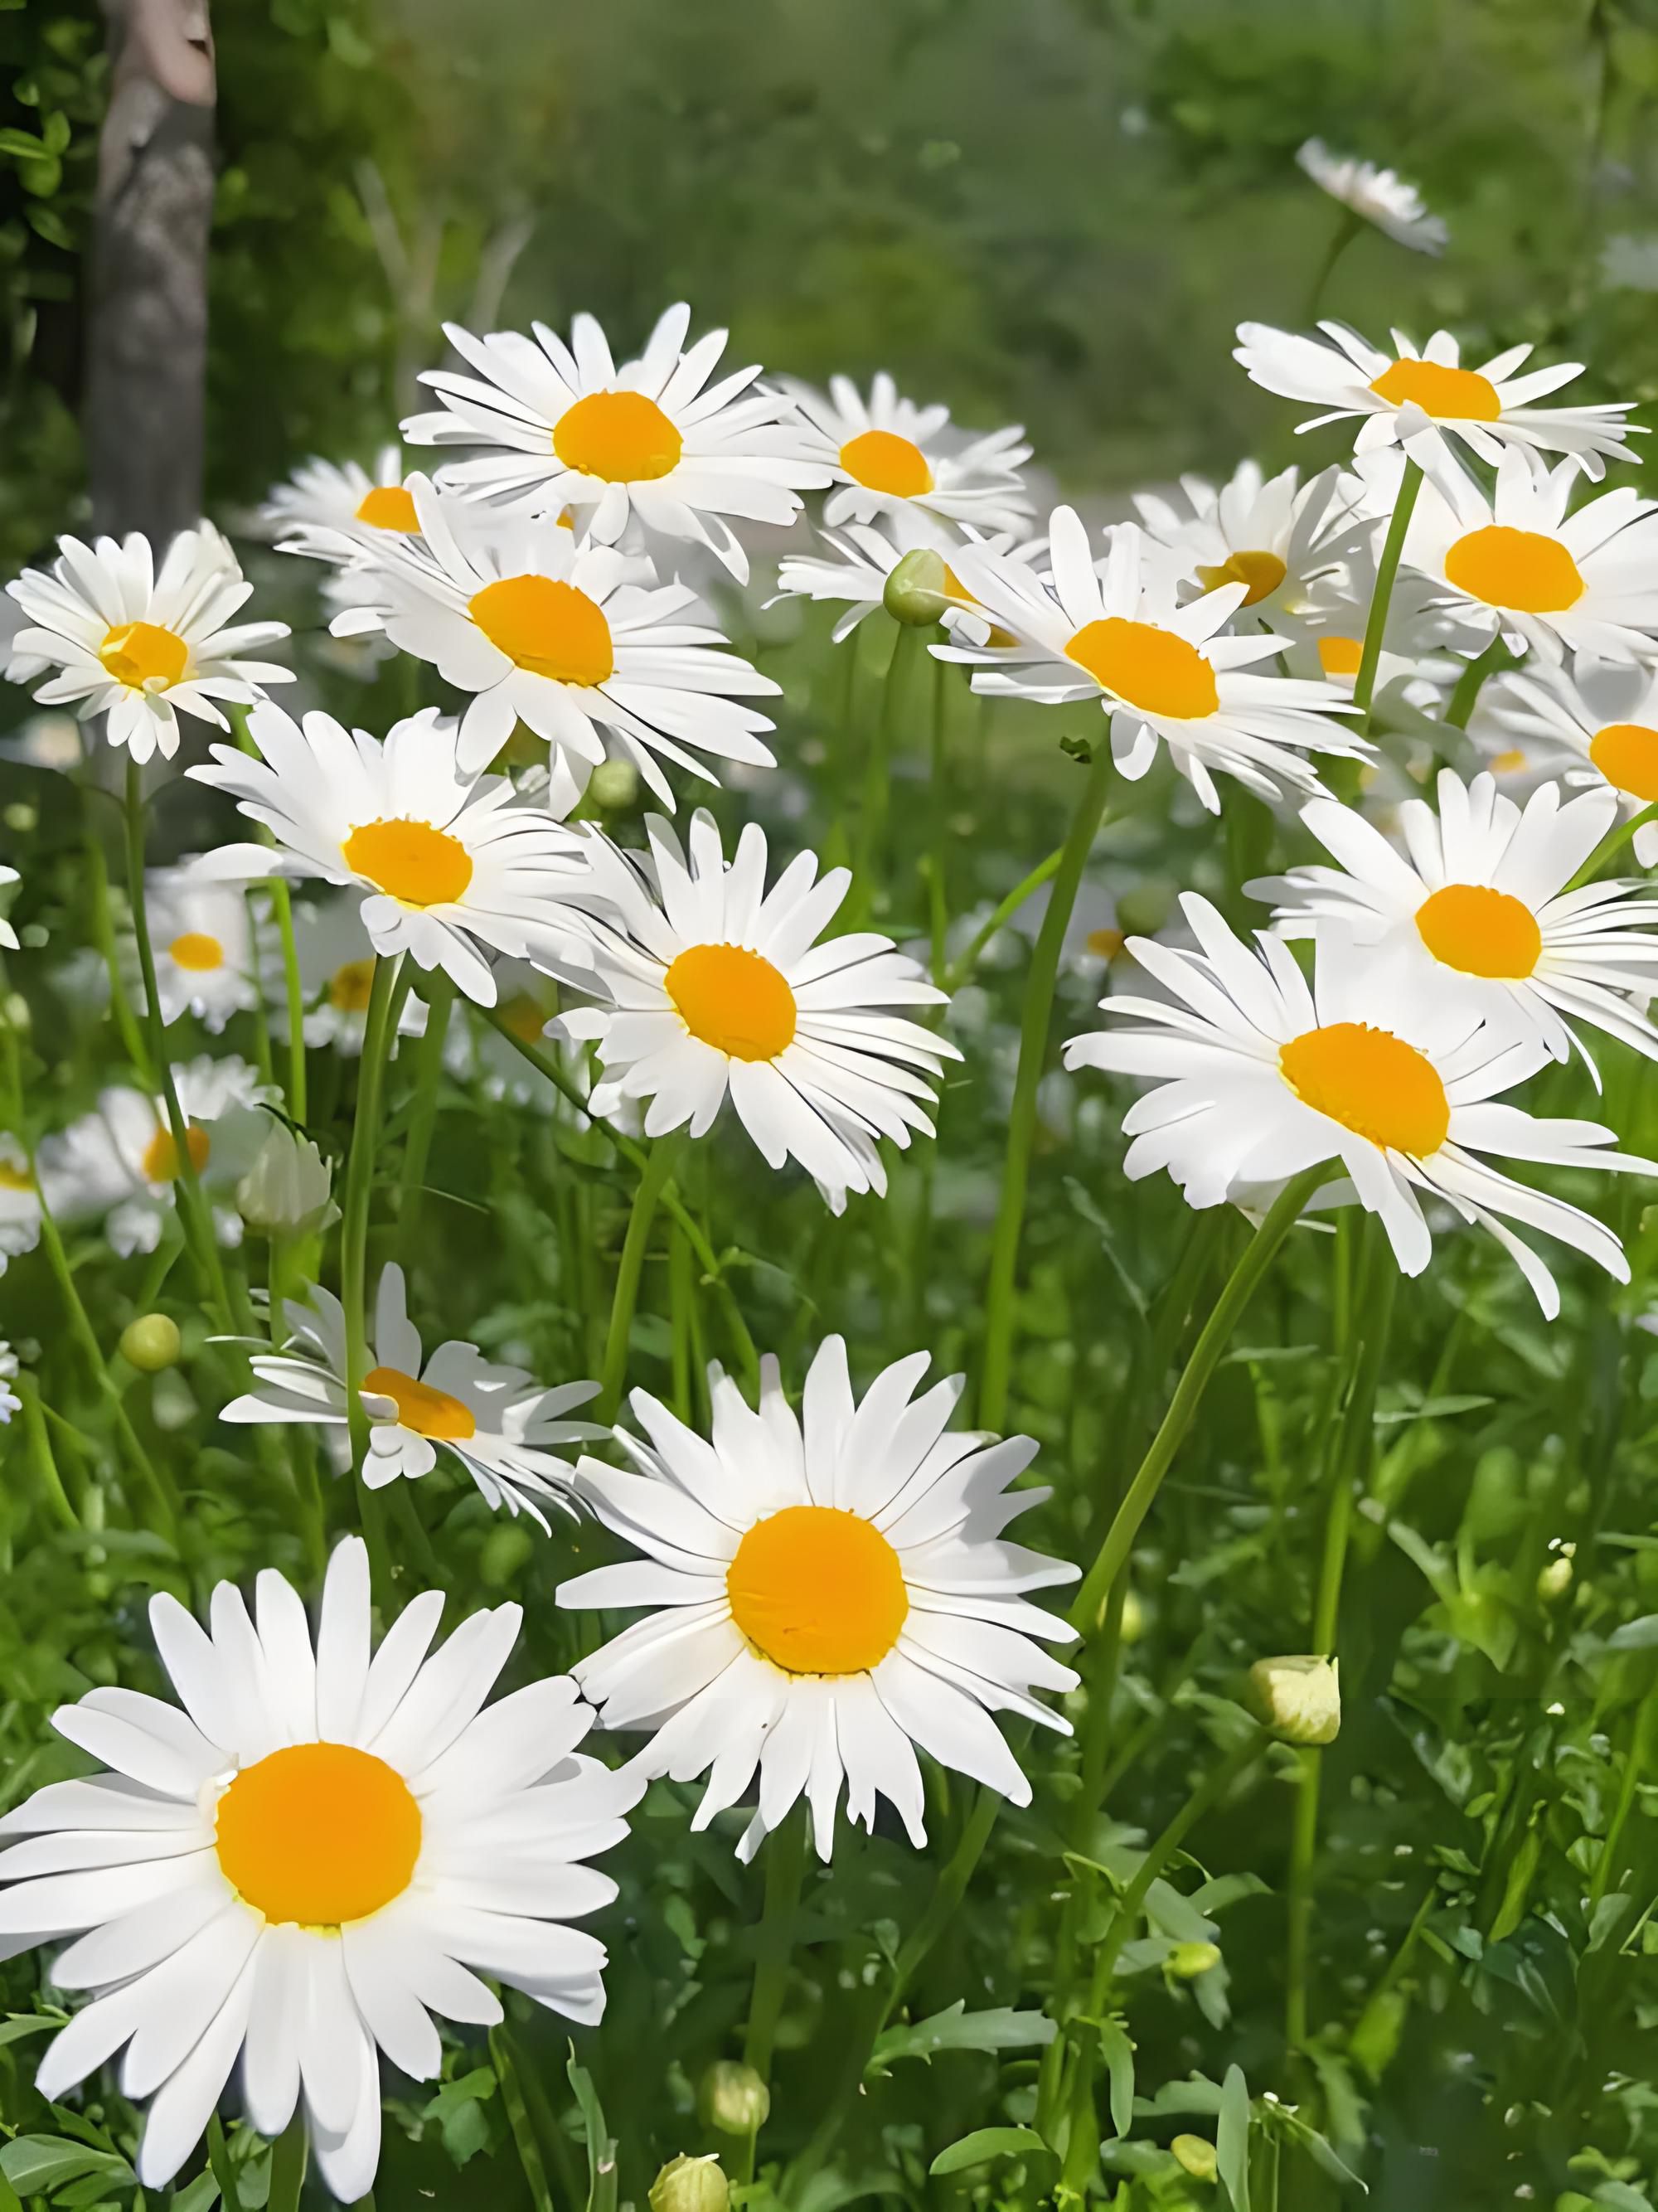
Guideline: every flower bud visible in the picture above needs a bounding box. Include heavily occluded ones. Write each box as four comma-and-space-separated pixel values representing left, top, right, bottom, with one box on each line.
120, 1313, 182, 1373
1537, 1551, 1574, 1603
1168, 1940, 1221, 1980
2, 802, 36, 833
1, 992, 29, 1034
649, 2155, 729, 2212
700, 2059, 771, 2137
236, 1123, 337, 1239
1250, 1653, 1340, 1746
589, 758, 640, 811
1171, 2135, 1218, 2183
1120, 1588, 1146, 1644
883, 546, 951, 626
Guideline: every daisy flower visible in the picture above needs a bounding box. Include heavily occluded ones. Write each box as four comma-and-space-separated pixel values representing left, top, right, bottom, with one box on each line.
781, 371, 1032, 536
1281, 512, 1482, 703
261, 444, 423, 570
547, 812, 958, 1213
938, 508, 1364, 813
0, 862, 18, 948
1064, 892, 1656, 1316
0, 1133, 41, 1276
187, 703, 591, 1007
334, 478, 780, 796
1403, 449, 1658, 665
4, 526, 292, 764
1295, 139, 1447, 255
283, 891, 429, 1055
401, 303, 831, 583
0, 1538, 636, 2197
1234, 322, 1640, 481
773, 512, 1041, 645
559, 1338, 1079, 1860
221, 1263, 603, 1527
140, 865, 265, 1033
1257, 770, 1658, 1073
1131, 461, 1374, 631
1486, 659, 1658, 870
37, 1055, 274, 1257
0, 1342, 17, 1424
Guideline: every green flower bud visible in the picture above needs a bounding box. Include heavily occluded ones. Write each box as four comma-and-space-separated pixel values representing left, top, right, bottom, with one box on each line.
2, 802, 36, 833
1168, 1939, 1221, 1979
237, 1123, 337, 1239
1250, 1653, 1340, 1746
1114, 885, 1173, 938
1537, 1550, 1574, 1603
883, 546, 951, 627
120, 1313, 182, 1373
1120, 1588, 1146, 1644
649, 2155, 729, 2212
589, 759, 640, 811
700, 2059, 771, 2137
1, 992, 29, 1034
479, 1522, 536, 1589
1172, 2135, 1218, 2183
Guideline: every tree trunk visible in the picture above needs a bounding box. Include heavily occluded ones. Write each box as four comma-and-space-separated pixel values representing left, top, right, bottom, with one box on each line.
85, 0, 216, 544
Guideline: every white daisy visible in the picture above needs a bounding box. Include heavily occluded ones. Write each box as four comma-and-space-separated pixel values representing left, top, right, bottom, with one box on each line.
546, 811, 958, 1214
334, 478, 781, 798
1279, 516, 1483, 703
1234, 321, 1641, 481
401, 303, 831, 582
1256, 771, 1658, 1073
773, 512, 1041, 645
0, 1342, 17, 1424
187, 703, 590, 1007
260, 444, 419, 565
36, 1055, 274, 1258
1486, 659, 1658, 870
559, 1337, 1079, 1860
221, 1263, 604, 1529
0, 1133, 41, 1276
937, 508, 1364, 813
1130, 461, 1374, 631
4, 526, 292, 764
1295, 139, 1447, 255
0, 1538, 636, 2197
0, 862, 18, 949
141, 865, 265, 1033
780, 371, 1032, 536
1404, 449, 1658, 665
1064, 891, 1656, 1317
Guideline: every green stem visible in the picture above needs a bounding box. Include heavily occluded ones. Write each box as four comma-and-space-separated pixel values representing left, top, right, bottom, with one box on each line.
491, 2027, 555, 2212
1352, 458, 1423, 724
15, 1374, 79, 1531
943, 844, 1066, 994
927, 648, 951, 983
267, 2115, 307, 2212
206, 2113, 243, 2212
340, 953, 403, 1600
977, 742, 1113, 1429
599, 1133, 681, 1421
848, 624, 919, 924
80, 808, 150, 1078
1070, 1167, 1326, 1631
1304, 206, 1362, 324
741, 1808, 808, 2179
1443, 637, 1512, 731
269, 880, 308, 1125
398, 973, 455, 1258
1568, 800, 1658, 891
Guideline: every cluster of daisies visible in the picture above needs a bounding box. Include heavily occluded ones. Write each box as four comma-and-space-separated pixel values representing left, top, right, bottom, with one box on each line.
2, 147, 1658, 2190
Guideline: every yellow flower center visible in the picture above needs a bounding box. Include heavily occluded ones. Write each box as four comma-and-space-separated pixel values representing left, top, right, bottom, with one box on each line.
1195, 549, 1287, 607
327, 958, 375, 1014
1085, 927, 1126, 959
838, 429, 935, 498
1590, 722, 1658, 803
501, 992, 551, 1043
354, 484, 420, 532
362, 1363, 477, 1441
168, 931, 224, 973
215, 1741, 421, 1928
141, 1122, 211, 1183
727, 1504, 909, 1675
1279, 1021, 1449, 1157
1066, 618, 1219, 719
1443, 526, 1584, 614
1488, 748, 1528, 775
0, 1160, 32, 1193
1415, 883, 1542, 979
1369, 358, 1502, 420
342, 819, 473, 909
665, 943, 797, 1061
99, 621, 189, 691
552, 390, 683, 483
468, 575, 614, 687
1316, 635, 1365, 677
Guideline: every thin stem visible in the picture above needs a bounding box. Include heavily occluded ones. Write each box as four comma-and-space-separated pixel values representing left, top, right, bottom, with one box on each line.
15, 1374, 80, 1531
398, 973, 455, 1259
1568, 800, 1658, 891
1443, 637, 1513, 731
599, 1133, 681, 1420
269, 880, 308, 1125
491, 2026, 555, 2212
206, 2113, 243, 2212
741, 1807, 808, 2179
80, 809, 150, 1077
267, 2116, 307, 2212
1352, 458, 1423, 724
927, 648, 951, 983
977, 742, 1113, 1429
849, 624, 919, 924
1304, 206, 1362, 324
340, 953, 403, 1600
943, 845, 1065, 995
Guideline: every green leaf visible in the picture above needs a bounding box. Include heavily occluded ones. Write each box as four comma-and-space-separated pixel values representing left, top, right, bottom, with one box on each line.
869, 2001, 1056, 2074
172, 2174, 223, 2212
1374, 1394, 1493, 1426
567, 2049, 618, 2212
0, 129, 44, 158
928, 2127, 1053, 2176
1098, 2018, 1135, 2139
0, 2012, 63, 2048
0, 2137, 134, 2196
1607, 1615, 1658, 1651
1216, 2066, 1251, 2212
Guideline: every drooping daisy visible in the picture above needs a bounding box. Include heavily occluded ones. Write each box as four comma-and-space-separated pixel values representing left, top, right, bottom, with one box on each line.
0, 1538, 636, 2197
0, 1342, 17, 1423
545, 812, 958, 1213
781, 371, 1032, 536
4, 526, 292, 764
139, 866, 265, 1033
1131, 462, 1374, 631
260, 444, 419, 565
0, 1133, 41, 1276
1256, 771, 1658, 1074
1064, 892, 1656, 1315
0, 861, 19, 949
281, 892, 429, 1056
938, 508, 1364, 813
187, 703, 591, 1007
401, 303, 831, 582
1295, 139, 1447, 255
1403, 449, 1658, 665
332, 478, 781, 796
1486, 659, 1658, 870
221, 1264, 603, 1527
1234, 322, 1641, 482
559, 1339, 1079, 1860
37, 1055, 274, 1257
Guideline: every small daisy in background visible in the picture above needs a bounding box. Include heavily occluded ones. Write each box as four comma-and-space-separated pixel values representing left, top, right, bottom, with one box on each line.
0, 1342, 18, 1424
0, 1539, 637, 2195
1065, 891, 1656, 1315
1295, 138, 1447, 255
782, 371, 1033, 536
5, 526, 292, 764
1487, 660, 1658, 869
940, 507, 1365, 813
189, 703, 592, 1006
1131, 461, 1374, 632
281, 891, 429, 1055
1279, 513, 1482, 707
138, 865, 266, 1033
0, 862, 20, 948
402, 302, 831, 581
0, 1133, 41, 1276
221, 1263, 604, 1525
560, 1337, 1079, 1860
546, 811, 958, 1214
260, 444, 420, 566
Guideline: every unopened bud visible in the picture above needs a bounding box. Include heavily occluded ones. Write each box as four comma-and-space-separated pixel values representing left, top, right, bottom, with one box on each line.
236, 1123, 337, 1239
1171, 2135, 1218, 2183
1251, 1653, 1340, 1746
1120, 1588, 1146, 1644
1, 992, 29, 1033
2, 802, 36, 833
649, 2155, 728, 2212
589, 758, 639, 811
701, 2059, 770, 2137
1537, 1553, 1574, 1603
120, 1313, 182, 1373
1115, 886, 1172, 938
883, 546, 951, 626
1168, 1940, 1221, 1980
